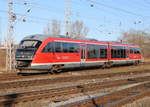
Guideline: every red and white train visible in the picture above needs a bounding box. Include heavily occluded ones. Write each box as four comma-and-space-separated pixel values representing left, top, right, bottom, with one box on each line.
15, 34, 143, 73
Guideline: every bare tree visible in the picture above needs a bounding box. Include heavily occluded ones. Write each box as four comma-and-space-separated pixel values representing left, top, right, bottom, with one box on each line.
43, 19, 61, 36
70, 20, 89, 38
118, 30, 150, 58
43, 20, 89, 38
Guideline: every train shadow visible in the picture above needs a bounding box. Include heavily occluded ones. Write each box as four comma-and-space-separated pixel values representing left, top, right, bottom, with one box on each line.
18, 72, 49, 76
18, 64, 134, 76
61, 63, 134, 73
3, 93, 18, 107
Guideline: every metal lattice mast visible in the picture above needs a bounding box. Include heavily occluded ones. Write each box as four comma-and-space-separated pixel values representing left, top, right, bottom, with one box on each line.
0, 17, 1, 45
65, 0, 72, 37
6, 0, 16, 71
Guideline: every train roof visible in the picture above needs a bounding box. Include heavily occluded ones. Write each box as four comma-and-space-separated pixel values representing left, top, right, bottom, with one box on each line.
22, 34, 137, 46
22, 34, 99, 42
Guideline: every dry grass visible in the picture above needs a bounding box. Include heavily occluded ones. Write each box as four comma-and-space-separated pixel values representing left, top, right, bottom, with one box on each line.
0, 49, 6, 70
144, 58, 150, 62
123, 97, 150, 107
105, 64, 150, 73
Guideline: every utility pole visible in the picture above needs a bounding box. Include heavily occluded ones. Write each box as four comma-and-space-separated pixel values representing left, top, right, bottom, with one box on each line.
0, 17, 1, 45
65, 0, 72, 37
6, 0, 16, 71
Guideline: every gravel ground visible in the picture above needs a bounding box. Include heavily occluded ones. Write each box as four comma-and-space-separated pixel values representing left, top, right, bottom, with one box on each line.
123, 97, 150, 107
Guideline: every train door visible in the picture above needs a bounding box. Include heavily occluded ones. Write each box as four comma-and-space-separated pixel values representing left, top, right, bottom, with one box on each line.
80, 44, 86, 65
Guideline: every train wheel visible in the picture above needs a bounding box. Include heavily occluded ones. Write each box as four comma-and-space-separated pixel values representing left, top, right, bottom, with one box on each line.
134, 61, 139, 66
107, 62, 113, 68
102, 62, 113, 69
102, 63, 107, 69
49, 65, 62, 74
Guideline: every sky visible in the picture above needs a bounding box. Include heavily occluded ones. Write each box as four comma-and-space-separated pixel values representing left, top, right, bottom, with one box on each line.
0, 0, 150, 43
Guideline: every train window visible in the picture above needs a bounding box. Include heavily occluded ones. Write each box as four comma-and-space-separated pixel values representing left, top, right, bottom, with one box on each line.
111, 46, 127, 58
137, 49, 141, 54
87, 44, 107, 59
62, 43, 69, 53
100, 46, 107, 59
120, 49, 126, 58
42, 42, 54, 53
130, 48, 134, 54
20, 40, 41, 48
87, 45, 99, 59
68, 43, 79, 53
55, 42, 62, 53
55, 42, 79, 53
130, 48, 141, 54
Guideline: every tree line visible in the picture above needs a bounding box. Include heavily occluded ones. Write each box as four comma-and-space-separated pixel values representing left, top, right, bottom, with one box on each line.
43, 20, 150, 58
118, 30, 150, 58
43, 19, 89, 38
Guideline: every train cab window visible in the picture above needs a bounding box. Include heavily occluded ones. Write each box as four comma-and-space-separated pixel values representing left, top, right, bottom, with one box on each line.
136, 49, 141, 54
20, 40, 41, 49
130, 48, 141, 54
42, 42, 54, 53
130, 48, 134, 54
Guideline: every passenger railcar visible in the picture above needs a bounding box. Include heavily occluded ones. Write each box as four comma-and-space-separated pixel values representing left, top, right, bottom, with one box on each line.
15, 34, 142, 73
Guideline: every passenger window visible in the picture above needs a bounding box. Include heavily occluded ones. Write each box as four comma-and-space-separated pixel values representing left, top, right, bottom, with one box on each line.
68, 43, 79, 53
55, 42, 62, 53
62, 43, 69, 53
87, 45, 98, 59
111, 46, 127, 58
54, 42, 79, 53
87, 44, 107, 59
42, 42, 54, 53
100, 46, 107, 59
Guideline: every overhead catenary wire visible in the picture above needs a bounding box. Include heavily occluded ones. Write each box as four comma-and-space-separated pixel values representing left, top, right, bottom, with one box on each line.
1, 0, 64, 15
0, 9, 51, 22
86, 0, 150, 19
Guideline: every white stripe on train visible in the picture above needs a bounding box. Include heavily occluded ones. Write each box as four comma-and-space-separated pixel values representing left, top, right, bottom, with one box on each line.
31, 59, 142, 66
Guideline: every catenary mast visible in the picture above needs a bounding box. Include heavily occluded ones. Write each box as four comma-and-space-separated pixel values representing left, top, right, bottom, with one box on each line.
6, 0, 16, 71
65, 0, 72, 37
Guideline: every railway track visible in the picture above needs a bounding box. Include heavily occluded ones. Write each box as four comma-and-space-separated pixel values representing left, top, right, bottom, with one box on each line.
0, 75, 150, 107
60, 81, 150, 107
0, 61, 149, 82
0, 70, 150, 92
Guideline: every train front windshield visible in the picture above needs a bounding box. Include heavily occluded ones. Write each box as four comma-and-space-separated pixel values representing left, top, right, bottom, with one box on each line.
16, 40, 42, 60
20, 40, 41, 49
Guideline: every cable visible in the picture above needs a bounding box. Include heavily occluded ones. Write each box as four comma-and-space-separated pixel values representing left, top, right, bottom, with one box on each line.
86, 0, 150, 19
0, 9, 51, 21
0, 0, 64, 15
13, 1, 64, 14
